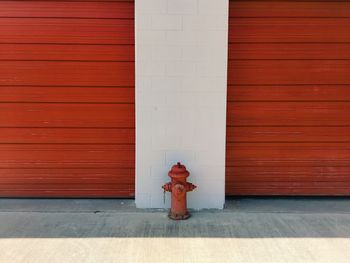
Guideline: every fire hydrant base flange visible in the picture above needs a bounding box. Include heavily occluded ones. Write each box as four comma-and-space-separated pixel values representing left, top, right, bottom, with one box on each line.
168, 211, 191, 220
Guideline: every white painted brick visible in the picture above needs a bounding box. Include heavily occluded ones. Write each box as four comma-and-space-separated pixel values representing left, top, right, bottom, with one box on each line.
151, 15, 182, 30
193, 92, 225, 108
179, 77, 200, 90
136, 0, 228, 209
166, 61, 197, 76
138, 61, 166, 76
197, 61, 227, 77
152, 46, 182, 61
208, 195, 225, 209
149, 172, 171, 207
177, 122, 198, 148
196, 107, 227, 125
166, 31, 198, 45
137, 14, 152, 30
198, 131, 226, 151
174, 77, 227, 93
137, 31, 166, 45
141, 149, 167, 166
166, 129, 189, 145
152, 109, 181, 124
197, 30, 228, 47
198, 0, 228, 15
150, 180, 171, 208
197, 149, 226, 166
195, 108, 226, 148
137, 45, 153, 61
188, 193, 224, 209
135, 166, 152, 185
151, 76, 179, 90
182, 46, 227, 62
136, 135, 152, 156
165, 150, 196, 166
152, 132, 181, 149
194, 77, 227, 92
135, 76, 151, 92
163, 91, 196, 109
182, 15, 227, 31
188, 181, 219, 199
152, 114, 189, 137
180, 46, 202, 61
136, 109, 152, 130
187, 191, 219, 209
167, 0, 197, 14
137, 90, 165, 107
190, 165, 225, 182
150, 122, 166, 138
135, 193, 151, 208
163, 91, 222, 112
137, 0, 167, 14
150, 165, 170, 179
187, 134, 220, 151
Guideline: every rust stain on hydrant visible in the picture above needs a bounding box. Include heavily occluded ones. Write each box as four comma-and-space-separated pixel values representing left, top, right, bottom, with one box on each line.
162, 162, 196, 220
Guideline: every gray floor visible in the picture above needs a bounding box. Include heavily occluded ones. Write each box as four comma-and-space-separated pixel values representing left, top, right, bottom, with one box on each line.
0, 198, 350, 263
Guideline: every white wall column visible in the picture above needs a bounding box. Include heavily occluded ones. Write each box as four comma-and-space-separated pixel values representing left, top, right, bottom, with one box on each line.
135, 0, 229, 209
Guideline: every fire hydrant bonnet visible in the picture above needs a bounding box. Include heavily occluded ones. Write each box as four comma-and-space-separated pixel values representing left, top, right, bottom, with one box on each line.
168, 162, 189, 178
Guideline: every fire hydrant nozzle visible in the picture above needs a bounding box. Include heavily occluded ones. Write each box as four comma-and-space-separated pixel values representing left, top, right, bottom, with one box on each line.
162, 162, 196, 220
162, 182, 172, 192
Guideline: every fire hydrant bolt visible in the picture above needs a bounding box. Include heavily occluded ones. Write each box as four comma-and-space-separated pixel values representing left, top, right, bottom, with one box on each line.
162, 162, 196, 220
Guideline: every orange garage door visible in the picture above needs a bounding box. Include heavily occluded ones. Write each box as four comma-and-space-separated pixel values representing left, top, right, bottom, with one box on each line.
0, 0, 135, 197
226, 0, 350, 195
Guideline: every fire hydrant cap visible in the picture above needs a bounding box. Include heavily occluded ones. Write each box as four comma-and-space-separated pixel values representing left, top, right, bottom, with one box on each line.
168, 162, 189, 178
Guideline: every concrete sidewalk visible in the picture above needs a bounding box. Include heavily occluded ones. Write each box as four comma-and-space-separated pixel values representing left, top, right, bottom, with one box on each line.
0, 198, 350, 263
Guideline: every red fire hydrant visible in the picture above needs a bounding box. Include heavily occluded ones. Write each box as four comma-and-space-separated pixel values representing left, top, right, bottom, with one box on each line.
162, 162, 196, 220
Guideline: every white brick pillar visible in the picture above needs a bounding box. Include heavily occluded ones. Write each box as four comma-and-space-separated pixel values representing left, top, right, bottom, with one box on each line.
135, 0, 229, 209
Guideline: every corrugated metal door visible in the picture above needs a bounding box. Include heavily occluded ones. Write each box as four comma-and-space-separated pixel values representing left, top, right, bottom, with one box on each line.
0, 0, 135, 197
226, 0, 350, 195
